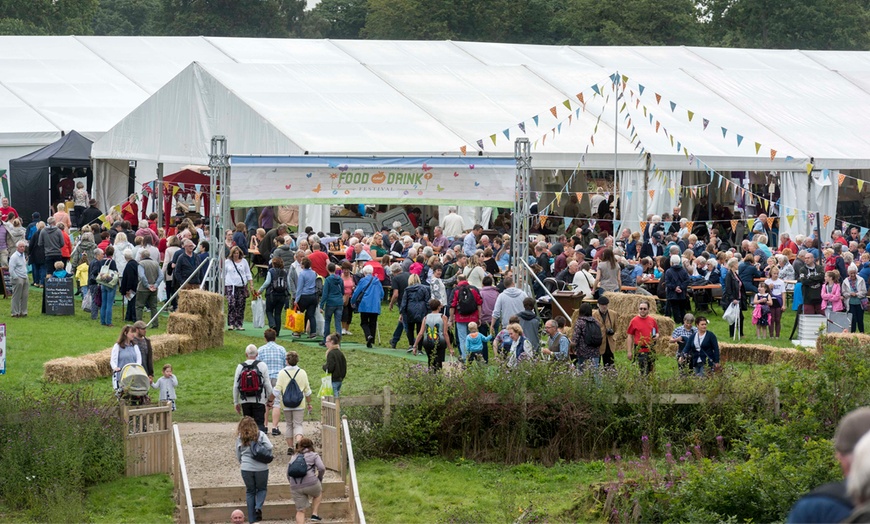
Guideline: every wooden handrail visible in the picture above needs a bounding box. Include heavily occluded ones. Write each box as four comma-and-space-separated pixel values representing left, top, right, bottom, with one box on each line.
342, 416, 366, 524
173, 423, 196, 524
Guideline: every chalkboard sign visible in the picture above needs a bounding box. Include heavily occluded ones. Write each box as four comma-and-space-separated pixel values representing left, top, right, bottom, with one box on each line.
1, 268, 10, 299
44, 277, 75, 316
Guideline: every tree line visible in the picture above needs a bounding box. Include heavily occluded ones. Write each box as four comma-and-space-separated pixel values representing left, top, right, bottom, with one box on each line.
1, 0, 869, 50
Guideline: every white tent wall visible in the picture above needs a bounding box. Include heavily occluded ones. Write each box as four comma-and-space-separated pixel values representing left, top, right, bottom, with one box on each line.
299, 205, 330, 235
811, 171, 838, 241
93, 158, 131, 214
619, 170, 680, 234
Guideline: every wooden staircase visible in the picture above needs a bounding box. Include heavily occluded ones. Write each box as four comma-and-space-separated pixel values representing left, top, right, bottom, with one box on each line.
190, 481, 351, 523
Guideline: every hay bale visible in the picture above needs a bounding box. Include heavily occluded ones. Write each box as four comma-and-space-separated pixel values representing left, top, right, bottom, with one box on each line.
173, 334, 196, 354
177, 289, 224, 317
603, 292, 657, 319
149, 334, 181, 360
817, 332, 870, 352
43, 357, 100, 384
167, 312, 202, 336
80, 348, 114, 376
720, 343, 816, 369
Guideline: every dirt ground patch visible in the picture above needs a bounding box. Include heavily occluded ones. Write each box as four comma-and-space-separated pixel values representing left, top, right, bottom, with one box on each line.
179, 421, 339, 487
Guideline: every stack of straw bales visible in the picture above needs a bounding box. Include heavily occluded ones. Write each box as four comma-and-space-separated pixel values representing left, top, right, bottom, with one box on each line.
719, 343, 816, 369
568, 292, 675, 353
43, 289, 225, 384
816, 332, 870, 352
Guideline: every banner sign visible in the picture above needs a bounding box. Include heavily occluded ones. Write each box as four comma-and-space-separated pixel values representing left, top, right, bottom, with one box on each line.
229, 156, 517, 207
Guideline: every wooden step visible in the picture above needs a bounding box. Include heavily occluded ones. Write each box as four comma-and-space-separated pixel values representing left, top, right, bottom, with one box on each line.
190, 481, 346, 506
193, 498, 348, 523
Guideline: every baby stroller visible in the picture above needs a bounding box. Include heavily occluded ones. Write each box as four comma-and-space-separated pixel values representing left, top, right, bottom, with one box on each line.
116, 363, 151, 406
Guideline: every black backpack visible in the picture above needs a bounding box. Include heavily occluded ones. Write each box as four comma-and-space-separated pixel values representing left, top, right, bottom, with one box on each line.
620, 265, 636, 288
584, 318, 604, 348
270, 268, 288, 295
287, 453, 311, 482
457, 286, 477, 315
282, 369, 304, 409
238, 360, 264, 401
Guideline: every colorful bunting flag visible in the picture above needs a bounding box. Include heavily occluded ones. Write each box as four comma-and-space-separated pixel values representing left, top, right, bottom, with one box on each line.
550, 106, 558, 118
503, 129, 510, 140
194, 183, 201, 193
476, 139, 484, 150
172, 186, 180, 196
564, 217, 572, 231
702, 118, 709, 130
823, 215, 832, 228
640, 221, 648, 232
655, 121, 660, 133
687, 110, 694, 122
686, 221, 694, 231
638, 85, 645, 96
649, 189, 656, 199
591, 85, 601, 95
664, 221, 673, 232
754, 142, 761, 154
518, 122, 526, 134
669, 101, 677, 112
767, 217, 775, 228
839, 173, 847, 186
746, 218, 755, 231
539, 215, 548, 228
862, 227, 869, 239
668, 187, 675, 198
655, 93, 661, 104
859, 180, 865, 192
731, 219, 738, 230
554, 192, 562, 206
562, 100, 571, 110
490, 134, 497, 146
721, 127, 728, 138
770, 149, 777, 161
460, 145, 467, 155
736, 135, 744, 147
533, 115, 539, 126
787, 214, 795, 226
576, 93, 584, 104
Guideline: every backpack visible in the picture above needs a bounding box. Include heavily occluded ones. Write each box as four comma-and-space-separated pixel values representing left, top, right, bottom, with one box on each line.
238, 360, 264, 401
457, 285, 477, 315
584, 318, 604, 348
281, 369, 303, 408
620, 265, 636, 288
269, 268, 288, 295
315, 275, 324, 300
287, 453, 311, 482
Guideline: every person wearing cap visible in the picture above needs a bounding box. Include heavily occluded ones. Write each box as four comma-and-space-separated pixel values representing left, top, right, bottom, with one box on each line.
640, 231, 664, 260
592, 296, 619, 368
787, 406, 870, 523
132, 321, 155, 382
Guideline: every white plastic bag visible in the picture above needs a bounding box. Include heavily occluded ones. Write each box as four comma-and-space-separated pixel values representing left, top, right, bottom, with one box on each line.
252, 298, 266, 328
314, 307, 325, 334
723, 302, 740, 325
157, 281, 167, 302
81, 290, 92, 312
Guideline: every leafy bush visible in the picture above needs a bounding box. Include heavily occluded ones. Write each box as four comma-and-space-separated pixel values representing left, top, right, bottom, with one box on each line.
347, 360, 778, 462
0, 387, 125, 520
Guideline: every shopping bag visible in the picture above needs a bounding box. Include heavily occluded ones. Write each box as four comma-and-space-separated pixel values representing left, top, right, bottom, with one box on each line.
314, 307, 325, 335
157, 281, 167, 303
723, 302, 740, 325
285, 307, 305, 334
319, 375, 334, 398
81, 290, 92, 312
252, 298, 266, 328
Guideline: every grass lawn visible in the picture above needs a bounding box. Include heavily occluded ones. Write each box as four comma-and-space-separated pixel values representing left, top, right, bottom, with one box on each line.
356, 456, 610, 523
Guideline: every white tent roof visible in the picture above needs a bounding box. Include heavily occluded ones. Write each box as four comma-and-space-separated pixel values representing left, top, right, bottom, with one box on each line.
3, 36, 870, 172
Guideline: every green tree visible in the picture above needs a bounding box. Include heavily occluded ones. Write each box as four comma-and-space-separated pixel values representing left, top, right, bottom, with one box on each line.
0, 0, 97, 35
700, 0, 870, 50
551, 0, 704, 45
93, 0, 160, 36
157, 0, 289, 37
305, 0, 368, 39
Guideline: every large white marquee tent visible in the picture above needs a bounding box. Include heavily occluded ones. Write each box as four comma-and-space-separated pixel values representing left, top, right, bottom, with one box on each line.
5, 36, 870, 236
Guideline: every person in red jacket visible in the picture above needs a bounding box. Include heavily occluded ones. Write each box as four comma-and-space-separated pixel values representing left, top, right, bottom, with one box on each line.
449, 274, 483, 362
59, 223, 72, 263
121, 194, 138, 224
778, 232, 799, 256
307, 242, 329, 278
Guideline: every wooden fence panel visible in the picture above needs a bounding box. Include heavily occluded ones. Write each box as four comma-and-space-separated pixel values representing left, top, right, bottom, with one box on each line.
321, 397, 341, 472
121, 402, 173, 477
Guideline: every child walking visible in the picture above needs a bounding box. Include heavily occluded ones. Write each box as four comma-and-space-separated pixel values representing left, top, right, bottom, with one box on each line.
752, 282, 772, 339
152, 364, 178, 411
464, 322, 492, 364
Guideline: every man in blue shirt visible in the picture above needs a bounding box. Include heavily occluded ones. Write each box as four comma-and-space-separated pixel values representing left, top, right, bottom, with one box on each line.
257, 328, 286, 437
463, 224, 483, 257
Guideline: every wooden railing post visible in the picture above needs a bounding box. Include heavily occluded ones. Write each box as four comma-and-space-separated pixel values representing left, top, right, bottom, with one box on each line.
383, 386, 391, 426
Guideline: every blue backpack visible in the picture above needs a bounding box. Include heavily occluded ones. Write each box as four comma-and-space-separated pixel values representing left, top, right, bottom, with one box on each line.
282, 369, 303, 408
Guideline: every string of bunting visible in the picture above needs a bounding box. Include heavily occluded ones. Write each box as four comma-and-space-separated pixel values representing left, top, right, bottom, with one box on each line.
459, 73, 617, 155
619, 81, 870, 235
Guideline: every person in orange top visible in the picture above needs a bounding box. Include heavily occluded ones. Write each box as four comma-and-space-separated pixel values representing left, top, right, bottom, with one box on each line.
58, 222, 72, 263
626, 299, 659, 375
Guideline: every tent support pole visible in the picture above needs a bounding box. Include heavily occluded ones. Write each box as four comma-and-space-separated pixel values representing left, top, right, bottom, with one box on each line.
644, 153, 650, 222
157, 163, 163, 230
614, 70, 619, 227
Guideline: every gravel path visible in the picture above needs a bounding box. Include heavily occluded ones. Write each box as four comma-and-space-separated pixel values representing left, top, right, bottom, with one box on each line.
179, 421, 340, 488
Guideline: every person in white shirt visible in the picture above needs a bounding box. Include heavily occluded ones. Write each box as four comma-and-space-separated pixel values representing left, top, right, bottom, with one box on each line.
9, 240, 28, 317
572, 262, 596, 297
441, 207, 465, 240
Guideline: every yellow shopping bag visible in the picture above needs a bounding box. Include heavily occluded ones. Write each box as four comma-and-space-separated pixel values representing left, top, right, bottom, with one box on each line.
285, 307, 305, 334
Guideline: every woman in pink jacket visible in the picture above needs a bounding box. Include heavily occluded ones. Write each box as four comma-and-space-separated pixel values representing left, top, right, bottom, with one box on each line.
821, 270, 845, 317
